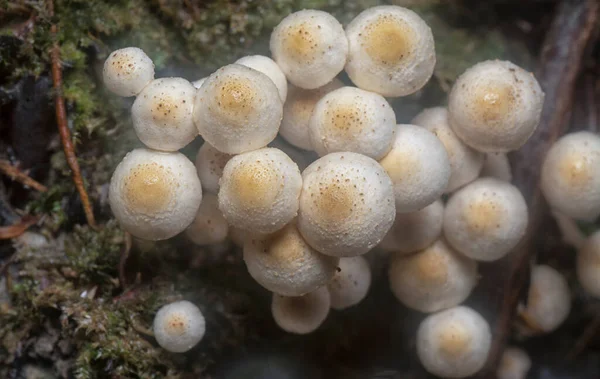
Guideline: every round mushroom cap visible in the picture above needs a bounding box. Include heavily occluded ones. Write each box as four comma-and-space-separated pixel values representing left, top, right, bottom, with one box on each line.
541, 131, 600, 221
576, 231, 600, 298
218, 148, 302, 234
193, 64, 283, 154
389, 239, 478, 313
412, 107, 483, 192
380, 199, 443, 254
195, 142, 234, 194
103, 47, 154, 97
109, 148, 202, 241
417, 306, 491, 378
131, 77, 198, 151
153, 300, 206, 353
244, 223, 339, 296
497, 347, 531, 379
192, 77, 207, 89
519, 265, 571, 334
298, 152, 396, 257
482, 153, 512, 182
448, 60, 544, 153
268, 137, 318, 172
271, 287, 330, 334
345, 5, 435, 97
379, 124, 450, 212
308, 86, 396, 160
280, 79, 344, 151
270, 10, 348, 89
443, 177, 528, 261
328, 256, 371, 310
185, 193, 229, 246
235, 55, 288, 102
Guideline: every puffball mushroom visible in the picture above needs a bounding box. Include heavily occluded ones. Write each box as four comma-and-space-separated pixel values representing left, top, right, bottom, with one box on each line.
244, 223, 339, 296
280, 79, 344, 151
328, 256, 371, 310
185, 193, 229, 246
153, 300, 205, 353
389, 239, 478, 313
195, 142, 234, 194
109, 148, 202, 241
193, 64, 283, 154
481, 153, 512, 182
540, 131, 600, 222
497, 347, 531, 379
379, 124, 450, 213
345, 5, 435, 97
131, 77, 198, 151
270, 10, 348, 90
417, 306, 491, 378
380, 199, 443, 254
218, 147, 302, 234
308, 86, 396, 160
576, 231, 600, 298
411, 107, 483, 193
448, 60, 544, 153
103, 47, 155, 97
298, 152, 396, 257
235, 55, 288, 102
271, 287, 330, 334
444, 177, 528, 261
519, 265, 571, 335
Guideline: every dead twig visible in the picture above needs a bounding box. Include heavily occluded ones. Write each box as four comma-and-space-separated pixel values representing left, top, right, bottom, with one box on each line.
118, 231, 132, 289
0, 160, 48, 192
0, 215, 39, 240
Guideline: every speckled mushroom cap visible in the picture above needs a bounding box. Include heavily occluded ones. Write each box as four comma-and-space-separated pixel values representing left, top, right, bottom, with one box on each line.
193, 64, 283, 154
280, 79, 344, 151
444, 177, 528, 262
109, 148, 202, 241
195, 142, 234, 194
298, 152, 396, 257
268, 137, 318, 172
244, 223, 339, 296
328, 256, 371, 310
482, 153, 512, 182
417, 306, 491, 378
380, 199, 444, 254
448, 60, 544, 153
270, 10, 348, 89
271, 287, 330, 334
577, 231, 600, 298
541, 131, 600, 222
103, 47, 155, 97
185, 193, 229, 246
497, 347, 531, 379
389, 239, 478, 313
131, 77, 198, 151
308, 86, 396, 160
153, 300, 205, 353
218, 147, 302, 234
379, 124, 450, 213
411, 107, 483, 193
345, 5, 435, 97
235, 55, 288, 102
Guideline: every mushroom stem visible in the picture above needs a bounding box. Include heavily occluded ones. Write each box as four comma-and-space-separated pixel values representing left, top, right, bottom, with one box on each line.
552, 211, 586, 250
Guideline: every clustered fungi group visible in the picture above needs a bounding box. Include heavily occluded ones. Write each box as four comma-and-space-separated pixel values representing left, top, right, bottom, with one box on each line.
102, 4, 600, 378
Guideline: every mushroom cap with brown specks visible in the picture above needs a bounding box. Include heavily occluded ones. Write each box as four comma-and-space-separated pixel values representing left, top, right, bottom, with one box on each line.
236, 55, 288, 102
195, 142, 234, 194
153, 300, 205, 353
185, 193, 229, 246
103, 47, 155, 97
328, 256, 371, 310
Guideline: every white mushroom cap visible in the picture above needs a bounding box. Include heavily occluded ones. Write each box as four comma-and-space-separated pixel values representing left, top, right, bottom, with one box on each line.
192, 77, 207, 89
244, 223, 339, 296
270, 10, 348, 89
153, 300, 206, 353
103, 47, 155, 97
345, 5, 435, 97
271, 287, 330, 334
218, 147, 302, 234
448, 60, 544, 153
195, 142, 234, 194
308, 86, 396, 160
268, 137, 318, 172
298, 152, 396, 257
417, 306, 491, 378
481, 153, 512, 182
443, 177, 528, 261
541, 131, 600, 222
576, 231, 600, 298
185, 193, 229, 246
497, 347, 532, 379
518, 265, 571, 334
280, 79, 344, 151
328, 256, 371, 310
109, 148, 202, 241
389, 239, 478, 313
380, 199, 443, 254
411, 107, 483, 193
235, 55, 288, 102
379, 124, 450, 212
193, 64, 283, 154
131, 77, 198, 151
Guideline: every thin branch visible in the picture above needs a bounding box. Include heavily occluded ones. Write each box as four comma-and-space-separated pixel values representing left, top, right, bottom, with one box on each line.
0, 160, 48, 192
0, 215, 40, 240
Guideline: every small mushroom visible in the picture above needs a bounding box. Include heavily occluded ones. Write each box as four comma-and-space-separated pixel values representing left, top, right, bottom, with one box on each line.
271, 287, 330, 334
185, 193, 229, 246
576, 231, 600, 298
153, 300, 205, 353
235, 55, 288, 102
481, 152, 512, 182
195, 142, 234, 194
497, 347, 531, 379
328, 256, 371, 310
268, 137, 318, 172
103, 47, 155, 97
